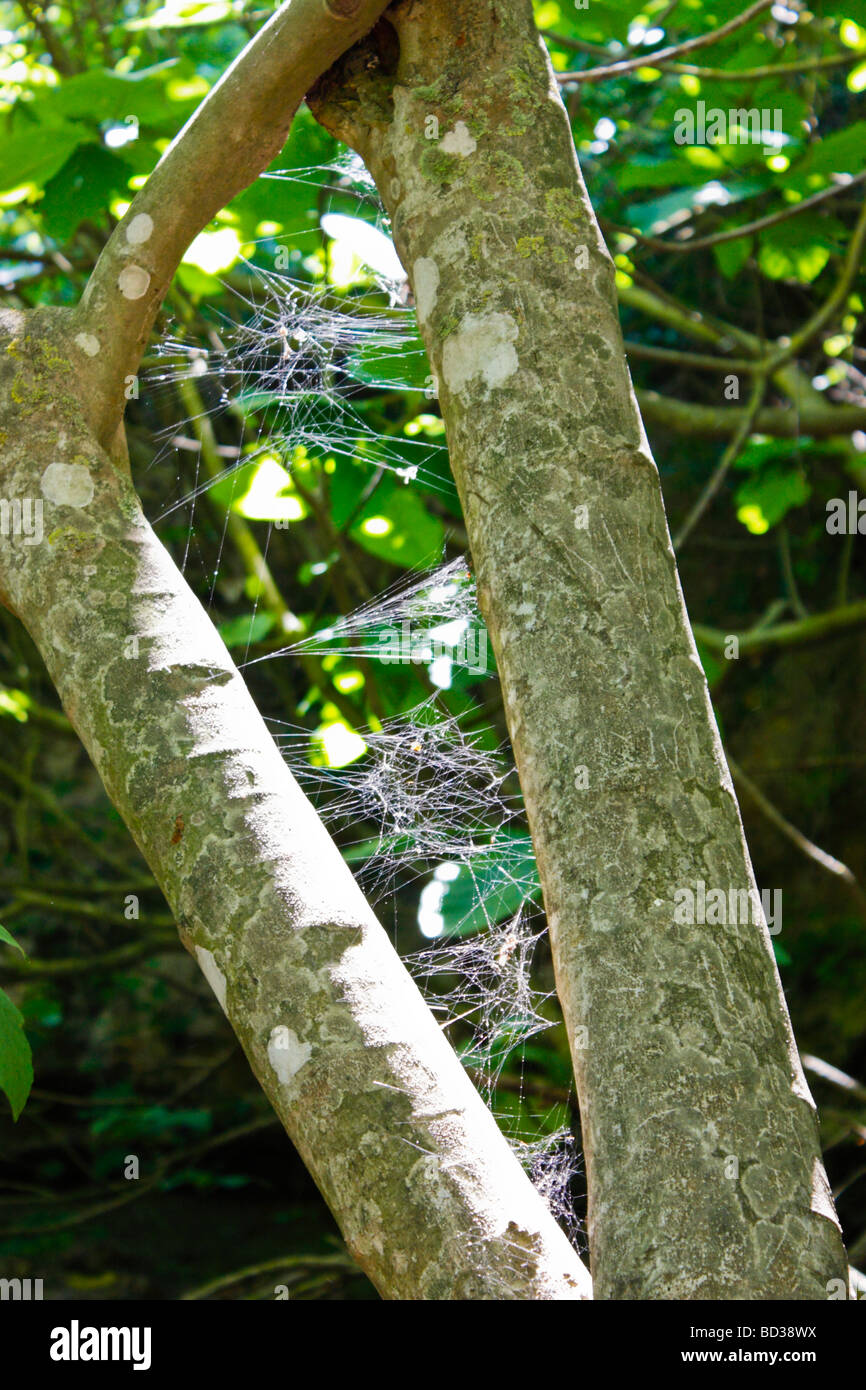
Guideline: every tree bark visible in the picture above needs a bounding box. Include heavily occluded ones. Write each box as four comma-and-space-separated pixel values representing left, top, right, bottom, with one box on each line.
309, 0, 849, 1298
0, 0, 592, 1301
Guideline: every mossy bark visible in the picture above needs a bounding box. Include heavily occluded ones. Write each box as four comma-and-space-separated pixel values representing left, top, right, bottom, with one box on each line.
309, 0, 848, 1298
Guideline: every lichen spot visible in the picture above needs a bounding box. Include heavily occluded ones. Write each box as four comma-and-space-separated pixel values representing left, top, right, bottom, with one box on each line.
40, 462, 95, 509
440, 121, 476, 157
515, 601, 537, 631
267, 1025, 312, 1086
195, 945, 228, 1016
74, 332, 100, 358
413, 258, 440, 324
117, 264, 150, 300
442, 311, 519, 398
126, 213, 154, 246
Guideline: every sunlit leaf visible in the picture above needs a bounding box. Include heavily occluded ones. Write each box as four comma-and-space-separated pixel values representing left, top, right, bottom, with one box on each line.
0, 988, 33, 1121
735, 465, 810, 530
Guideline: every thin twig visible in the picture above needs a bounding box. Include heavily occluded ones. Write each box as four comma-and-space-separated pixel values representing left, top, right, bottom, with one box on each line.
181, 1252, 358, 1300
607, 172, 866, 255
693, 599, 866, 655
665, 50, 865, 80
674, 372, 766, 548
802, 1054, 866, 1105
557, 0, 774, 84
728, 757, 866, 919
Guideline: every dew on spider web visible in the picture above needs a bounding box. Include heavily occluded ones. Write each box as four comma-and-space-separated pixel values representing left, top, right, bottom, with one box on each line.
407, 892, 584, 1242
407, 908, 551, 1089
262, 149, 382, 212
142, 260, 444, 657
142, 152, 431, 553
510, 1127, 584, 1249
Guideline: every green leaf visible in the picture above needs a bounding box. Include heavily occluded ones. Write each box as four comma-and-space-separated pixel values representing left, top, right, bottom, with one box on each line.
0, 688, 30, 723
0, 122, 95, 199
349, 479, 444, 569
732, 437, 813, 471
618, 158, 722, 193
217, 612, 276, 649
344, 333, 431, 391
42, 64, 182, 127
229, 108, 340, 237
0, 988, 34, 1121
626, 177, 767, 234
758, 214, 845, 283
437, 830, 541, 938
176, 261, 224, 297
713, 234, 752, 280
555, 0, 635, 45
0, 924, 26, 957
805, 122, 866, 178
735, 464, 810, 531
39, 146, 129, 242
126, 1, 239, 29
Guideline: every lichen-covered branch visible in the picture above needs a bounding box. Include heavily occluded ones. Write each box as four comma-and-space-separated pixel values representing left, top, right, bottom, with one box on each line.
308, 0, 848, 1297
556, 0, 774, 85
0, 304, 590, 1299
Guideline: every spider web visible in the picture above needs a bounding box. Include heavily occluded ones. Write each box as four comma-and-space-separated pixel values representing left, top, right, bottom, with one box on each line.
262, 570, 583, 1245
272, 693, 520, 897
147, 265, 445, 523
145, 151, 584, 1247
143, 148, 446, 536
243, 556, 485, 672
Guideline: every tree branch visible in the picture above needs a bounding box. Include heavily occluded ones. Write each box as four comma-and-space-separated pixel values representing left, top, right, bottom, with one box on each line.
608, 171, 866, 255
727, 756, 866, 919
0, 292, 590, 1298
664, 50, 865, 81
693, 600, 866, 655
557, 0, 774, 84
0, 0, 592, 1301
0, 934, 176, 979
638, 389, 866, 440
673, 371, 767, 548
767, 193, 866, 370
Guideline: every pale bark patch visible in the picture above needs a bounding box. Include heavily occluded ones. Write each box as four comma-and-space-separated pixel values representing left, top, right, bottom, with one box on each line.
442, 311, 519, 398
117, 265, 151, 300
74, 333, 100, 357
40, 463, 95, 508
267, 1024, 313, 1085
125, 213, 154, 246
194, 945, 228, 1015
413, 257, 440, 323
439, 121, 476, 156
